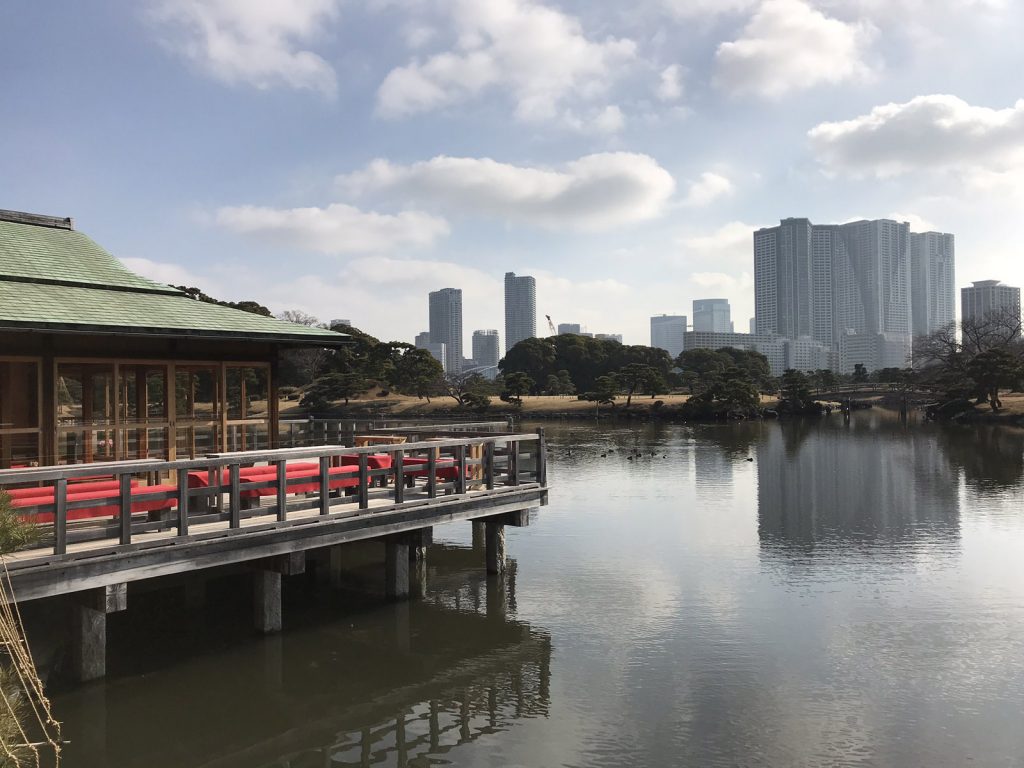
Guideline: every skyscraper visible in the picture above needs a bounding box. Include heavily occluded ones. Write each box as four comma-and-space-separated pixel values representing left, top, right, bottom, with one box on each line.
755, 218, 914, 372
504, 272, 536, 353
557, 323, 581, 335
650, 315, 687, 359
414, 331, 446, 372
961, 280, 1021, 323
428, 288, 462, 375
911, 232, 956, 337
472, 329, 501, 369
692, 299, 732, 332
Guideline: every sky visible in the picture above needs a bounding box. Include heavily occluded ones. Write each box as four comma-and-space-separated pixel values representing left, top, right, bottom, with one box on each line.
2, 0, 1023, 347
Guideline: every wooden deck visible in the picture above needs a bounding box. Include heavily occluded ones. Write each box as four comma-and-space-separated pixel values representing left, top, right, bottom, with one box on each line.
1, 432, 548, 602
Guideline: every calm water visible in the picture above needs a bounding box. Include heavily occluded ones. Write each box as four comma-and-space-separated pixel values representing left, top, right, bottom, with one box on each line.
52, 413, 1024, 767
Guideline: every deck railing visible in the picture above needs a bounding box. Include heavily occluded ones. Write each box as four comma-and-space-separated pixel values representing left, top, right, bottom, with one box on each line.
278, 418, 516, 448
0, 431, 547, 562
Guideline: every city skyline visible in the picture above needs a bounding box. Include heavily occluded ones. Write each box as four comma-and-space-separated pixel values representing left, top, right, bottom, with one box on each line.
4, 4, 1020, 347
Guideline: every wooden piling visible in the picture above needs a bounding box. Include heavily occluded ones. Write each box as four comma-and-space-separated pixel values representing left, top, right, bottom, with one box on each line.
72, 583, 127, 682
385, 539, 410, 599
253, 569, 282, 634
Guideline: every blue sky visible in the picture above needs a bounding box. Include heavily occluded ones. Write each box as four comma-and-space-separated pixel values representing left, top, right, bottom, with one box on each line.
3, 0, 1023, 345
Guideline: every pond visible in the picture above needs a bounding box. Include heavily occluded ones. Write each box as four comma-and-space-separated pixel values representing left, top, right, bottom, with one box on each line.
53, 413, 1024, 767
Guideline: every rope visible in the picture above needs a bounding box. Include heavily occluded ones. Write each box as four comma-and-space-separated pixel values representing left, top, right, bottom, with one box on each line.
0, 555, 62, 767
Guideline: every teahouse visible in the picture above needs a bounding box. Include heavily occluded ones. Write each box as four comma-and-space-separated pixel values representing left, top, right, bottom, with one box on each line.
0, 209, 347, 468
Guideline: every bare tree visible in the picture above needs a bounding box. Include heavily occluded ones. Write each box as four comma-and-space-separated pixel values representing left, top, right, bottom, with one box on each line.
277, 310, 330, 385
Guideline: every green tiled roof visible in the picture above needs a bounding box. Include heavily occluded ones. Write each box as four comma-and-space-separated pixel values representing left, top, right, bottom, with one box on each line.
0, 218, 177, 294
0, 215, 346, 345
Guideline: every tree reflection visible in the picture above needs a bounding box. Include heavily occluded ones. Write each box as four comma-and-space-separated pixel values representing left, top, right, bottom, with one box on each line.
53, 545, 552, 768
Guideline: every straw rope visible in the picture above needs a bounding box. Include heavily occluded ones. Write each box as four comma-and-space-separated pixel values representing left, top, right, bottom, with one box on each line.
0, 529, 62, 767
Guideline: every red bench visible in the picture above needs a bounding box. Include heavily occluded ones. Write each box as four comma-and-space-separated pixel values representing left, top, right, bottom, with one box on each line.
9, 480, 177, 524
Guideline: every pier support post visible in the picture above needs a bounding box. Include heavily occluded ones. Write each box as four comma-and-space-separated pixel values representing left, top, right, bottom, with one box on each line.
385, 539, 410, 599
253, 569, 282, 634
485, 521, 506, 575
471, 520, 486, 550
72, 583, 126, 682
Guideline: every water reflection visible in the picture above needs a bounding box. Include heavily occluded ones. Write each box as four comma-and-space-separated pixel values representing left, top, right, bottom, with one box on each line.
754, 416, 961, 552
936, 424, 1024, 493
53, 546, 551, 768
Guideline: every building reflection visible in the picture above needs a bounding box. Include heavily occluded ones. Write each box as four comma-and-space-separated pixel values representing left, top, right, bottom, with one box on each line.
53, 546, 552, 768
935, 424, 1024, 493
755, 418, 961, 551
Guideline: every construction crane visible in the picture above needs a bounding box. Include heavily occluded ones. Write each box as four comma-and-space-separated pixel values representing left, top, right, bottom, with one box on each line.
545, 314, 557, 335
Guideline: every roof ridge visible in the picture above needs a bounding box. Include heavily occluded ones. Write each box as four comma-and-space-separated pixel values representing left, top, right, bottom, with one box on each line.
0, 209, 73, 230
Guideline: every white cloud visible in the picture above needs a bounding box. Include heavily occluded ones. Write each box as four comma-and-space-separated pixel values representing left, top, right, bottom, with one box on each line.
656, 64, 684, 102
809, 95, 1024, 182
120, 257, 203, 287
338, 152, 676, 231
887, 212, 936, 232
662, 0, 757, 17
214, 203, 450, 254
592, 105, 626, 134
680, 221, 756, 266
376, 0, 636, 126
713, 0, 876, 99
683, 172, 733, 206
152, 0, 341, 95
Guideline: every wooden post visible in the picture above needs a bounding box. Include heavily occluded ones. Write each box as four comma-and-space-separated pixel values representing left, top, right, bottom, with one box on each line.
506, 441, 519, 486
385, 539, 410, 599
118, 472, 132, 545
484, 441, 495, 490
454, 444, 466, 494
72, 584, 127, 682
358, 453, 369, 509
394, 450, 404, 504
177, 467, 189, 535
229, 463, 241, 528
319, 456, 330, 515
536, 427, 547, 485
471, 520, 486, 550
485, 521, 506, 575
253, 569, 282, 634
54, 477, 67, 555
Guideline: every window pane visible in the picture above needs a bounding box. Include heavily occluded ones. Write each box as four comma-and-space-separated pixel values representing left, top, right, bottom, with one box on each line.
176, 425, 221, 458
57, 364, 115, 427
225, 423, 268, 453
0, 361, 40, 430
121, 427, 169, 460
226, 367, 269, 419
119, 365, 168, 422
58, 429, 117, 464
175, 367, 219, 421
0, 433, 41, 469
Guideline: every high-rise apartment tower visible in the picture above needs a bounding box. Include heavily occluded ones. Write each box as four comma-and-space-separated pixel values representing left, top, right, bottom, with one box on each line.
692, 299, 732, 333
504, 272, 536, 353
650, 315, 687, 359
428, 288, 463, 375
472, 329, 501, 369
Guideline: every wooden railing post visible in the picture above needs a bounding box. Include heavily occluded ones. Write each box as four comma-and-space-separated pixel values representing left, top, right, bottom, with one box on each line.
119, 473, 132, 545
177, 469, 189, 536
536, 428, 547, 486
358, 453, 369, 510
229, 463, 241, 528
319, 456, 331, 516
394, 450, 405, 504
276, 460, 288, 521
506, 440, 519, 486
426, 452, 437, 499
455, 445, 466, 494
484, 441, 495, 490
54, 478, 67, 555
